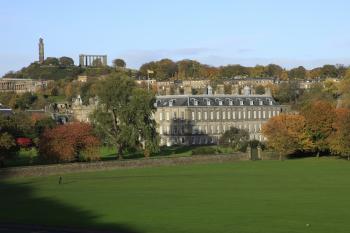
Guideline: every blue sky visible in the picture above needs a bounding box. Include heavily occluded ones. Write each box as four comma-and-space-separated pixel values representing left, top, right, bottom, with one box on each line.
1, 0, 350, 75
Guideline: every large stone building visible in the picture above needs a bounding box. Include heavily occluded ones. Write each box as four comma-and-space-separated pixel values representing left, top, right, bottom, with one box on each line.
0, 78, 49, 93
154, 86, 289, 146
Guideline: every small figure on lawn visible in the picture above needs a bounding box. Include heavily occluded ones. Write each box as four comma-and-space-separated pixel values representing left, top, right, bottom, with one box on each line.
58, 176, 63, 185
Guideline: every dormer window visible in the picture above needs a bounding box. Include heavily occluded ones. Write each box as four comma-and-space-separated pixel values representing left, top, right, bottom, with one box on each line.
206, 99, 211, 106
250, 100, 254, 106
259, 100, 263, 106
169, 99, 175, 107
218, 100, 223, 106
194, 99, 198, 106
269, 100, 273, 105
229, 100, 233, 106
240, 100, 244, 106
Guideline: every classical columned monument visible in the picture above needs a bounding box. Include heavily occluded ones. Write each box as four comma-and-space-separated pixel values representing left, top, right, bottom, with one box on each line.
79, 54, 107, 67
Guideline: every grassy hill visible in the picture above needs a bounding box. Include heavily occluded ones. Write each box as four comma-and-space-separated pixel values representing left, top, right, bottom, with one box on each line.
1, 158, 350, 233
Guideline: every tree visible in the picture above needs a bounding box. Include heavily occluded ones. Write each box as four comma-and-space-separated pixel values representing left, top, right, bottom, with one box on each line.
43, 57, 60, 66
113, 58, 126, 68
39, 123, 100, 162
262, 114, 310, 160
289, 66, 306, 80
338, 69, 350, 108
59, 56, 74, 66
92, 58, 103, 67
265, 64, 283, 78
273, 81, 299, 104
255, 85, 265, 95
92, 73, 159, 159
0, 113, 35, 166
15, 93, 38, 110
320, 65, 338, 78
219, 127, 249, 151
301, 101, 336, 157
329, 108, 350, 160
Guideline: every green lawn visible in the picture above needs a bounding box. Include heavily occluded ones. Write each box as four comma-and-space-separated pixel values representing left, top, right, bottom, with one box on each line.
2, 158, 350, 233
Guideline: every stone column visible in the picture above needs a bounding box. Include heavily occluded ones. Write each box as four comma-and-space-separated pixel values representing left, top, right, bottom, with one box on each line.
257, 145, 262, 160
247, 145, 252, 160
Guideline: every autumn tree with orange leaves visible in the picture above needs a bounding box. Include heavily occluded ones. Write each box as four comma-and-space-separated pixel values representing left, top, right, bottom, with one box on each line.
301, 101, 336, 158
329, 108, 350, 160
262, 114, 311, 160
39, 122, 100, 162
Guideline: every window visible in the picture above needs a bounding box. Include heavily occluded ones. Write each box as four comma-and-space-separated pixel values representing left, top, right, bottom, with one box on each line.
218, 100, 223, 106
191, 111, 195, 120
263, 111, 266, 118
210, 125, 214, 134
273, 110, 276, 116
159, 112, 163, 121
268, 111, 271, 118
233, 111, 236, 119
198, 111, 201, 120
159, 126, 163, 134
259, 100, 263, 106
229, 100, 233, 106
216, 111, 220, 120
243, 111, 246, 119
210, 111, 214, 120
223, 111, 226, 120
166, 112, 170, 121
217, 125, 220, 133
238, 111, 241, 119
205, 125, 208, 134
253, 111, 256, 119
194, 99, 198, 106
169, 100, 173, 107
248, 111, 251, 119
181, 111, 184, 120
223, 125, 226, 132
206, 99, 211, 106
204, 112, 208, 120
250, 100, 253, 106
240, 100, 244, 106
173, 112, 177, 119
269, 100, 273, 105
228, 111, 231, 120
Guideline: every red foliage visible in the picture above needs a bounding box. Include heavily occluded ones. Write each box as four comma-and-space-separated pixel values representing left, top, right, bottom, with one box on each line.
39, 122, 100, 162
16, 137, 32, 147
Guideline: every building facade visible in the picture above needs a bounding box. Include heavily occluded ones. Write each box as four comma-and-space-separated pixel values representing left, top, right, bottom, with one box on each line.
0, 78, 49, 93
154, 86, 289, 146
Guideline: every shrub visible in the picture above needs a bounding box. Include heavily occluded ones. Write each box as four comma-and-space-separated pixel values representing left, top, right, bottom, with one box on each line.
39, 122, 101, 162
191, 147, 217, 155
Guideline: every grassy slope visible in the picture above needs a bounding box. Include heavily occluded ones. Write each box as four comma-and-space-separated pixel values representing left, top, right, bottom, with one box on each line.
1, 158, 350, 233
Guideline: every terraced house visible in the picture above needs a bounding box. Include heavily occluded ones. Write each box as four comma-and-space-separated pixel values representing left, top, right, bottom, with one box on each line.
155, 86, 289, 146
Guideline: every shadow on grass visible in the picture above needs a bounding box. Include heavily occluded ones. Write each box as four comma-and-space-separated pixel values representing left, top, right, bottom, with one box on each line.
0, 171, 142, 233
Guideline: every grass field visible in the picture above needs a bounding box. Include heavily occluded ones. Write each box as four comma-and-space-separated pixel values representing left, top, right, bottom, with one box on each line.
1, 158, 350, 233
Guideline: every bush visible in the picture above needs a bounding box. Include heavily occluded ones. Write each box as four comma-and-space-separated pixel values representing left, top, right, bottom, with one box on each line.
39, 122, 101, 162
191, 146, 217, 155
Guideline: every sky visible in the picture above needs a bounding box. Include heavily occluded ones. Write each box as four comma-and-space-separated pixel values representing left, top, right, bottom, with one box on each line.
1, 0, 350, 76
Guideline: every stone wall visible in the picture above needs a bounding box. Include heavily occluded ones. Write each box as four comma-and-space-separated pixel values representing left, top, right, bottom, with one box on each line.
0, 153, 249, 179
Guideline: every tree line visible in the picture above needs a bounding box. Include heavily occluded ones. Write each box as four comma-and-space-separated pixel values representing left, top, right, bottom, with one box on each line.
3, 56, 348, 82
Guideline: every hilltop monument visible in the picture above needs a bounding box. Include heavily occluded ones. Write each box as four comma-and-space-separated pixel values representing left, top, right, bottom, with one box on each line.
38, 37, 44, 64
